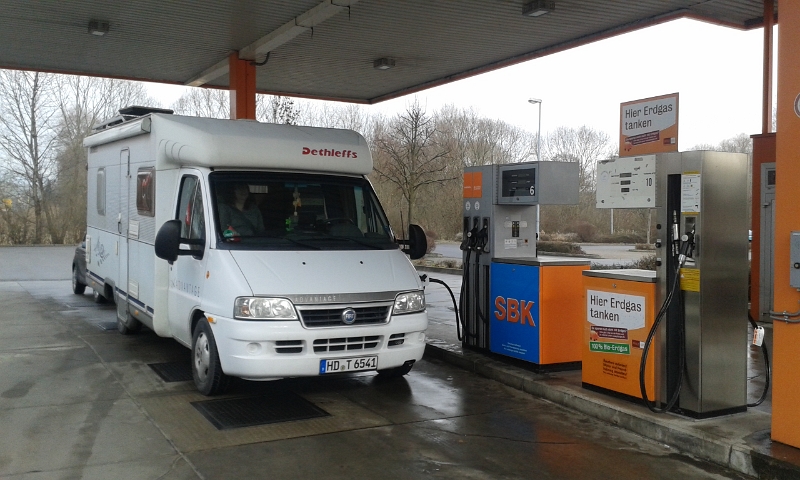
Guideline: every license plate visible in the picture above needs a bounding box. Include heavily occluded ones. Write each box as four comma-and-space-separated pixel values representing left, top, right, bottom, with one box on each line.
319, 356, 378, 374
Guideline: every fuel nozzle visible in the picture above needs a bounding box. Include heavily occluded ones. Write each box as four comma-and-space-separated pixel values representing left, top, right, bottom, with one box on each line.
461, 226, 479, 251
670, 211, 681, 257
475, 226, 489, 253
460, 217, 475, 251
678, 227, 696, 267
459, 231, 471, 251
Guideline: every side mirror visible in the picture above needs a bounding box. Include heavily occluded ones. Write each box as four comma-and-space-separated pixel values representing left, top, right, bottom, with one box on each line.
155, 220, 181, 262
400, 224, 427, 260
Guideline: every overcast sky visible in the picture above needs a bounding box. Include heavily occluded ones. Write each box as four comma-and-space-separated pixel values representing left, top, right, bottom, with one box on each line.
147, 18, 774, 151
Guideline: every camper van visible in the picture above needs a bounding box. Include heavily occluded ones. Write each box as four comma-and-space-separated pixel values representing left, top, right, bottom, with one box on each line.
82, 107, 428, 395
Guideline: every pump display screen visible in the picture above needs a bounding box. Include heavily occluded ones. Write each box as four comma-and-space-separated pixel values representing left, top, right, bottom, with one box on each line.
501, 167, 536, 198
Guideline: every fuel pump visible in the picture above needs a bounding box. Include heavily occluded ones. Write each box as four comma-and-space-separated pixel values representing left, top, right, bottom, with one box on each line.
595, 151, 753, 418
461, 162, 586, 366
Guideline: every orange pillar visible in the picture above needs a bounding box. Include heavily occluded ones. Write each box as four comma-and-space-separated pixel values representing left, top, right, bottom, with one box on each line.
772, 1, 800, 449
229, 52, 256, 120
750, 133, 776, 322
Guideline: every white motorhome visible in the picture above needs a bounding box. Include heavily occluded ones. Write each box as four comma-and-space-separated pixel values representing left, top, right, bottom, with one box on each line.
82, 107, 428, 395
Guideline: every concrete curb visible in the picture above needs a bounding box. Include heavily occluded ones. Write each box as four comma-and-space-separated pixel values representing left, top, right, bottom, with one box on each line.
423, 339, 788, 478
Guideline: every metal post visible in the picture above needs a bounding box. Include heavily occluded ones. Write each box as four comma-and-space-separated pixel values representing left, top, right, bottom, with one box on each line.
529, 98, 542, 236
610, 208, 614, 235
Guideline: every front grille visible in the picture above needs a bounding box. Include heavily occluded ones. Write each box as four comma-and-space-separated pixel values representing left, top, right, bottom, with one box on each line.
388, 333, 405, 347
298, 305, 391, 328
313, 336, 380, 353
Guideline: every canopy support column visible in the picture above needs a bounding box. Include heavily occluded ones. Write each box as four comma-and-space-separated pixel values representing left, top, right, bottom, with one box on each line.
229, 53, 256, 120
773, 0, 800, 450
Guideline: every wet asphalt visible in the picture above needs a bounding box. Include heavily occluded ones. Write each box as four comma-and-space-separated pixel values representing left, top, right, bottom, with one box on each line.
0, 246, 750, 479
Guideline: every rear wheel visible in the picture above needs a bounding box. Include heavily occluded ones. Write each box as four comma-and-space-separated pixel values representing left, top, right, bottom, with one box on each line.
71, 266, 86, 295
192, 320, 229, 395
117, 311, 141, 335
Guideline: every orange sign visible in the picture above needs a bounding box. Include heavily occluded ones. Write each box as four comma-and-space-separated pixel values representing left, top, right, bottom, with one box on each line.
462, 171, 483, 198
582, 275, 656, 399
619, 93, 679, 156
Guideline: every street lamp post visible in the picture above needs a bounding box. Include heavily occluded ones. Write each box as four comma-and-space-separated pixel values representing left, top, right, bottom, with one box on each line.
528, 98, 542, 237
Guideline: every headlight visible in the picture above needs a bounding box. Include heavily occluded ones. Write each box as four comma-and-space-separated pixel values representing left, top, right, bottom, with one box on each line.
234, 297, 298, 320
394, 291, 425, 315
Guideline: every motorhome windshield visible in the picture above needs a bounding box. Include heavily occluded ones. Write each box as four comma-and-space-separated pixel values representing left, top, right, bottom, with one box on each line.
210, 172, 397, 251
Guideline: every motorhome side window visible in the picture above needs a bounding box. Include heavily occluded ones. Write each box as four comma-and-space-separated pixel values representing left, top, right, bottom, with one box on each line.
96, 168, 106, 216
136, 167, 155, 216
176, 176, 205, 250
209, 172, 396, 251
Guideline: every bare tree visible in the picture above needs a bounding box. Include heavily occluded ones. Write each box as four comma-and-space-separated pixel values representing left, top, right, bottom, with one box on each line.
537, 126, 614, 239
689, 143, 715, 151
0, 70, 60, 243
172, 88, 300, 125
0, 175, 29, 244
372, 101, 453, 225
298, 102, 374, 139
171, 88, 229, 119
257, 95, 299, 124
544, 126, 613, 193
718, 133, 752, 154
51, 76, 151, 243
690, 133, 752, 154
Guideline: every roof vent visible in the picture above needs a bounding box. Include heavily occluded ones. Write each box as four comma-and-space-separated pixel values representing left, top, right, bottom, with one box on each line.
93, 106, 173, 132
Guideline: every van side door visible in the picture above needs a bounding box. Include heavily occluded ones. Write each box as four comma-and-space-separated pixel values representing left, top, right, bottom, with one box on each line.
167, 172, 209, 346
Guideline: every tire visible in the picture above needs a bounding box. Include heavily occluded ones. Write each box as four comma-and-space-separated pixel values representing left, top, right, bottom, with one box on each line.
376, 362, 414, 378
72, 266, 86, 295
192, 320, 229, 396
92, 289, 106, 304
117, 312, 141, 335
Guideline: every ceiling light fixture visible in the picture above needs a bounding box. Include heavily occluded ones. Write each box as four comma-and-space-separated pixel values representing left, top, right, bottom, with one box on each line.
373, 58, 396, 70
88, 20, 110, 36
522, 1, 555, 17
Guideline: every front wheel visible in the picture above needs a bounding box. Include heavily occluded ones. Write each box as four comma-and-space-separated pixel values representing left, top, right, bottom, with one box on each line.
192, 320, 229, 395
72, 266, 86, 295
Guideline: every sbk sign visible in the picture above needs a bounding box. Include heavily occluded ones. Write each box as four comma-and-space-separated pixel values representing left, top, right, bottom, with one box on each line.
494, 296, 536, 327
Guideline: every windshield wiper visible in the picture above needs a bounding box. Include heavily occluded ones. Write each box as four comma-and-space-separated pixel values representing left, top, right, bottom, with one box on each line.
281, 236, 323, 249
299, 233, 386, 250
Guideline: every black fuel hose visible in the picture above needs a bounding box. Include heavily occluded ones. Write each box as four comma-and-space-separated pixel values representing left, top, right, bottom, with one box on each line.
639, 261, 685, 414
747, 313, 770, 408
428, 277, 463, 341
639, 234, 694, 414
457, 248, 475, 341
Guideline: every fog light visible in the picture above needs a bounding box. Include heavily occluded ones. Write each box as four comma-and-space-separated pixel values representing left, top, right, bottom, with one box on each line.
419, 332, 426, 343
246, 342, 261, 355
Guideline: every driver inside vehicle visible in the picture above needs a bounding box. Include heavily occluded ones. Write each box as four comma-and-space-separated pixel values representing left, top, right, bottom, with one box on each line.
218, 183, 265, 237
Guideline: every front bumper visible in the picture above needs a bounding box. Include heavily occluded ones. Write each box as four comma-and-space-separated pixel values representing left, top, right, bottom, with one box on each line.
208, 311, 427, 379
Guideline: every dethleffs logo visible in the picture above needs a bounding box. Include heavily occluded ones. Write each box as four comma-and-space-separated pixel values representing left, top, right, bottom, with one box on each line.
302, 147, 358, 158
494, 296, 535, 326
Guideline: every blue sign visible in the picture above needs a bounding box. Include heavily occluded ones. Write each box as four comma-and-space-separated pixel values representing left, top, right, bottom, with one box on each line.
490, 262, 540, 363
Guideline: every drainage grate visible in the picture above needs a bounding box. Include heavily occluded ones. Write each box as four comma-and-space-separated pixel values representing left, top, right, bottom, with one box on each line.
148, 361, 193, 383
191, 391, 329, 430
94, 321, 118, 331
